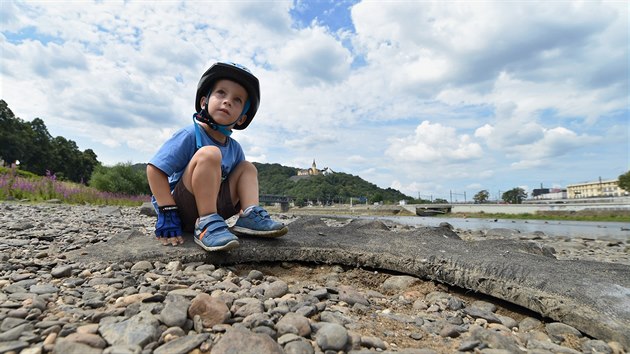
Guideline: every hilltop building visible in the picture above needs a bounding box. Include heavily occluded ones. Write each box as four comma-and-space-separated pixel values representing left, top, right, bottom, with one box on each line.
296, 160, 334, 176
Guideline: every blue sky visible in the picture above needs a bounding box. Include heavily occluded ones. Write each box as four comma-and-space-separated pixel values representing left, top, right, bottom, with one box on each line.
1, 1, 628, 201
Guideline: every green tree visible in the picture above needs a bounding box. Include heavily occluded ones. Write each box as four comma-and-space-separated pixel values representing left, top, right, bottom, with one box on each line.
79, 149, 100, 184
433, 198, 448, 204
50, 136, 83, 181
21, 118, 54, 175
0, 100, 31, 165
502, 187, 527, 204
618, 171, 630, 192
371, 192, 384, 203
473, 189, 490, 204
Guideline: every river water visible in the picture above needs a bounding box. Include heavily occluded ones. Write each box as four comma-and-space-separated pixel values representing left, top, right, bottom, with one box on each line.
371, 216, 630, 242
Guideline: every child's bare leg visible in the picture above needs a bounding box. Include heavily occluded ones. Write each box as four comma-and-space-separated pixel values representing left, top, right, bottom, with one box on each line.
182, 146, 222, 216
228, 161, 259, 210
183, 146, 239, 251
229, 161, 288, 237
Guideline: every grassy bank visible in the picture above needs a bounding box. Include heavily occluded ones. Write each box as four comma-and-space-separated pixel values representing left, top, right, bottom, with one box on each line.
0, 167, 149, 206
445, 210, 630, 223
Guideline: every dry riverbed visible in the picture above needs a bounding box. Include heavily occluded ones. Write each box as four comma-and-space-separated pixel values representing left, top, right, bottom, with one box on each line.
0, 202, 627, 354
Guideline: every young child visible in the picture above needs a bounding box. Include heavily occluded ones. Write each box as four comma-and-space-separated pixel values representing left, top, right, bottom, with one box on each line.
147, 62, 288, 252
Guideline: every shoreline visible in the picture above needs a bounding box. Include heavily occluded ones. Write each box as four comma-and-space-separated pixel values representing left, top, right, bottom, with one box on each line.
272, 204, 630, 223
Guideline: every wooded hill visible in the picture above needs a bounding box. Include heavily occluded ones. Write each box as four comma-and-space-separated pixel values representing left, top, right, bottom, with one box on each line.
254, 162, 413, 205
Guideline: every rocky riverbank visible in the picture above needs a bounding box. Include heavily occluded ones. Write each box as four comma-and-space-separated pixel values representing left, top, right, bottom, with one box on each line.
0, 202, 627, 354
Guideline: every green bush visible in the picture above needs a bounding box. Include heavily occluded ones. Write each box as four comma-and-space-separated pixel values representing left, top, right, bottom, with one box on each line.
89, 163, 149, 196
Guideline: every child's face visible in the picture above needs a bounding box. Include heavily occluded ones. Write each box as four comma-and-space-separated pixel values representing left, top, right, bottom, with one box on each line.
203, 79, 249, 127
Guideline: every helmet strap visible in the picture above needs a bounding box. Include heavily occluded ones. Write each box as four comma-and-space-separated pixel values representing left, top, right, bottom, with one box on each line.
193, 95, 251, 138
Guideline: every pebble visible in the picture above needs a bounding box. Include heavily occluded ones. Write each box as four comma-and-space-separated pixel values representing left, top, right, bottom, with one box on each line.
0, 202, 627, 353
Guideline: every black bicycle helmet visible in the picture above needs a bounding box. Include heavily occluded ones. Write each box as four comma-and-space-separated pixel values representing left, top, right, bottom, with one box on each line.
195, 62, 260, 130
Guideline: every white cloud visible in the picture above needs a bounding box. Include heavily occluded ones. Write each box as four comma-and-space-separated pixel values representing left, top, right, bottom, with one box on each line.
1, 1, 626, 200
285, 134, 339, 150
466, 183, 483, 190
347, 155, 367, 164
508, 126, 600, 170
270, 25, 352, 86
385, 121, 483, 163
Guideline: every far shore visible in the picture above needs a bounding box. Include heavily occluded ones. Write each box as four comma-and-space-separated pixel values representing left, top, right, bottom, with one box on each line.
267, 204, 630, 223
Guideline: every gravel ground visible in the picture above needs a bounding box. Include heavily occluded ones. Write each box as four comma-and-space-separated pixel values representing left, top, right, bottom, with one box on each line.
0, 202, 628, 354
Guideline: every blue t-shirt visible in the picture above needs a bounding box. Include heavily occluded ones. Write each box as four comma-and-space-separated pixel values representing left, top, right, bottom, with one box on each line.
149, 122, 245, 190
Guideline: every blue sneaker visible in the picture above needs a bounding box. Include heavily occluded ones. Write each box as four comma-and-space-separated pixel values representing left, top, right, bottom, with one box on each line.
193, 214, 239, 251
231, 206, 288, 237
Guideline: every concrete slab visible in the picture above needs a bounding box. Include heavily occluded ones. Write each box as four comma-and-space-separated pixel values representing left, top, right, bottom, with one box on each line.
67, 216, 630, 347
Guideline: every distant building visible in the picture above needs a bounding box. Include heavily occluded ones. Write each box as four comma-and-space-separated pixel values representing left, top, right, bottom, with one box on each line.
531, 188, 550, 197
566, 178, 627, 198
532, 188, 567, 200
296, 160, 334, 176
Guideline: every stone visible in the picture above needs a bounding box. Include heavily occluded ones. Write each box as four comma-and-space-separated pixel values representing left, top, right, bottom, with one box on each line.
545, 322, 583, 343
63, 332, 108, 349
338, 285, 369, 306
284, 339, 315, 354
265, 280, 289, 299
361, 336, 387, 350
381, 275, 420, 291
51, 265, 74, 278
99, 311, 159, 347
315, 322, 348, 351
212, 327, 283, 354
519, 317, 543, 332
463, 307, 502, 324
153, 333, 209, 354
188, 293, 230, 328
53, 340, 103, 354
159, 296, 189, 328
277, 312, 311, 337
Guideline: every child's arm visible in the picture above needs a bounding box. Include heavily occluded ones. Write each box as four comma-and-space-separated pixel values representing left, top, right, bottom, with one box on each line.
147, 164, 176, 206
147, 163, 184, 245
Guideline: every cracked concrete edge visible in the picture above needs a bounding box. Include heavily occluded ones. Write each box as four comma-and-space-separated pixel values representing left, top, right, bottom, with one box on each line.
218, 246, 629, 348
66, 216, 630, 349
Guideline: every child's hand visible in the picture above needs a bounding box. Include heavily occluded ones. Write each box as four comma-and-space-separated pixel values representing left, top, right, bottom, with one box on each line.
155, 205, 184, 246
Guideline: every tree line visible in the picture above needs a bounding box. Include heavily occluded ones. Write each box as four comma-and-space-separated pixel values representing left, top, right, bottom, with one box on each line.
0, 100, 99, 183
0, 100, 148, 196
472, 188, 527, 204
